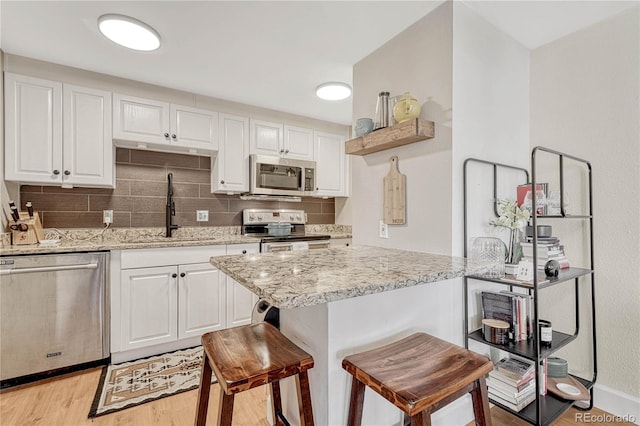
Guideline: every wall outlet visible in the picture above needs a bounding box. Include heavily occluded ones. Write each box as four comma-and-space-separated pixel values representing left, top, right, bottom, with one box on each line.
196, 210, 209, 222
379, 220, 388, 238
103, 210, 113, 225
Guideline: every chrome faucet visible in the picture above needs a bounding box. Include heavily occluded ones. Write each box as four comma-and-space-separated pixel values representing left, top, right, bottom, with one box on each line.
166, 173, 179, 237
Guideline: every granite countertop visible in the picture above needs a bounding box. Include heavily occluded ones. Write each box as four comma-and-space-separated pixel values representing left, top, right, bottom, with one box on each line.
0, 225, 352, 256
210, 245, 471, 309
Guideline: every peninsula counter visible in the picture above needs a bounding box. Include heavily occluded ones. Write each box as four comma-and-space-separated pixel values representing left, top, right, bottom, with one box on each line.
210, 245, 478, 425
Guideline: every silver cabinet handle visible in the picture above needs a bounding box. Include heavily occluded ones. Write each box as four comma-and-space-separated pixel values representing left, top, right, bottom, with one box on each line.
64, 170, 71, 176
220, 180, 225, 184
0, 263, 98, 276
164, 133, 170, 138
172, 134, 177, 139
53, 169, 60, 175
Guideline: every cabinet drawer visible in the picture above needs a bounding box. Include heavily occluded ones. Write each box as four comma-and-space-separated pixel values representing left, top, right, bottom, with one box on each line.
121, 245, 226, 269
226, 243, 259, 255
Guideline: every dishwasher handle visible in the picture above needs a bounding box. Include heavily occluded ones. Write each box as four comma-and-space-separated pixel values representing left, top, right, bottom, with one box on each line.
0, 263, 99, 276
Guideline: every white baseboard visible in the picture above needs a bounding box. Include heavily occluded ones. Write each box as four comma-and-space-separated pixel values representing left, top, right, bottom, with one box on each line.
594, 384, 640, 425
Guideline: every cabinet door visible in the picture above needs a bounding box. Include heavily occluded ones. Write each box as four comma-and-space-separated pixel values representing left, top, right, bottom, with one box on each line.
121, 266, 177, 350
178, 263, 225, 339
329, 238, 352, 247
284, 125, 314, 160
113, 94, 170, 145
63, 84, 114, 188
4, 73, 62, 184
314, 131, 348, 197
170, 104, 218, 152
225, 244, 260, 327
250, 119, 283, 156
212, 113, 249, 193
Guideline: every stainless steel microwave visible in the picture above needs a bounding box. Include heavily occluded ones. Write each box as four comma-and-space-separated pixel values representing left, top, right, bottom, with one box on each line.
249, 154, 316, 196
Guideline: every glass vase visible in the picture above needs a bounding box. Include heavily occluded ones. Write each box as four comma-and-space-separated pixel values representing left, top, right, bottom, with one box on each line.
470, 237, 505, 278
506, 228, 523, 265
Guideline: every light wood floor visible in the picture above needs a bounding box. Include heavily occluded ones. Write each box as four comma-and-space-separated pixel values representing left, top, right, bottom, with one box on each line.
0, 367, 631, 425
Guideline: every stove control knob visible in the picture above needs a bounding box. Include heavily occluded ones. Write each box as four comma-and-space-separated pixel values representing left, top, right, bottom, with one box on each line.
296, 214, 302, 220
257, 215, 263, 221
249, 214, 255, 221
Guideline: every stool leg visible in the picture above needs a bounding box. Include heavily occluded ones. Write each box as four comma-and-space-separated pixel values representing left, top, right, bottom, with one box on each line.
271, 381, 286, 426
470, 377, 492, 426
295, 371, 315, 426
346, 376, 366, 426
217, 390, 235, 426
410, 411, 431, 426
195, 357, 213, 426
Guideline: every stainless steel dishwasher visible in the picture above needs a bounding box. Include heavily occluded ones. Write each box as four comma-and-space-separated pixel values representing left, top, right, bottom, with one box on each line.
0, 252, 109, 383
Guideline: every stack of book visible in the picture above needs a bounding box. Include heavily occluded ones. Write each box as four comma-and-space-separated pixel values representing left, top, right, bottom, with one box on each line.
487, 357, 536, 412
521, 238, 570, 269
482, 291, 533, 342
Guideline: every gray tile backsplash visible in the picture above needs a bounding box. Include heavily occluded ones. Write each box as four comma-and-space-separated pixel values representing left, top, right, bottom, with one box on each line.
20, 148, 336, 228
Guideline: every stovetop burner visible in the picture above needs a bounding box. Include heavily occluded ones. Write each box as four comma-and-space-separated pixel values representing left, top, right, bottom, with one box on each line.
241, 208, 330, 243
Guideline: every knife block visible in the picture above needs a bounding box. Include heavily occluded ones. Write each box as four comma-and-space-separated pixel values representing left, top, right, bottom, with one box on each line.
8, 212, 45, 245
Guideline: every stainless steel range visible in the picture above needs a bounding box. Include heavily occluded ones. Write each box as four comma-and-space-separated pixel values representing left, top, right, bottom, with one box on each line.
242, 209, 330, 252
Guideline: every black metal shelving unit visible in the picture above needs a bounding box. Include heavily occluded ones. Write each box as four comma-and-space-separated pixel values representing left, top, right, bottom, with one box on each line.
463, 148, 597, 426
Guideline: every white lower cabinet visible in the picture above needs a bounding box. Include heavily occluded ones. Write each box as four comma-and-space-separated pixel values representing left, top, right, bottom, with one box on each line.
121, 266, 178, 350
178, 263, 225, 339
225, 243, 259, 327
111, 243, 259, 362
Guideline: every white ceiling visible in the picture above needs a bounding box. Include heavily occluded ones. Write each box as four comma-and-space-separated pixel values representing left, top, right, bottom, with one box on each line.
1, 1, 637, 126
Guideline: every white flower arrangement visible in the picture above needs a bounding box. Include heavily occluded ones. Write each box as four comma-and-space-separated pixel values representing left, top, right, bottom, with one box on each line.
490, 198, 531, 264
490, 198, 530, 230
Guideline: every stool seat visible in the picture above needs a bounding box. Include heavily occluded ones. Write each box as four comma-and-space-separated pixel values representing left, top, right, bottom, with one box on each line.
343, 332, 493, 425
202, 322, 314, 395
195, 322, 315, 426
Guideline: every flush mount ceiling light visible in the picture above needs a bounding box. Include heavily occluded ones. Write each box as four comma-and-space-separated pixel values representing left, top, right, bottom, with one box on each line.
315, 82, 352, 101
98, 14, 160, 51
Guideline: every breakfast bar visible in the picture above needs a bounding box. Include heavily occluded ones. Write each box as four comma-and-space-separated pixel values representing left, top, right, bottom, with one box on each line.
210, 245, 478, 425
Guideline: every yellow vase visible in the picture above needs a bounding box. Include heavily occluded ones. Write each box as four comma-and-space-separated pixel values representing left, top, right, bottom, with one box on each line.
393, 92, 421, 123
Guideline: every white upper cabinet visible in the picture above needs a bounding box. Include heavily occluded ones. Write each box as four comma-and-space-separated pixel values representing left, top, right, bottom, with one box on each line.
113, 94, 218, 155
212, 113, 250, 193
314, 131, 349, 197
170, 104, 218, 152
113, 94, 170, 144
284, 125, 314, 160
4, 73, 113, 188
63, 84, 113, 187
250, 119, 314, 161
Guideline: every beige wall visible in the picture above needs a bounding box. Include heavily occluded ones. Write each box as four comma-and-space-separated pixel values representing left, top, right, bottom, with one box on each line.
531, 6, 640, 404
351, 1, 453, 253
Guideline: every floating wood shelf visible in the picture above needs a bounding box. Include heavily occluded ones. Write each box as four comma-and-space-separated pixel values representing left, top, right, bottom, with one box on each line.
345, 118, 435, 156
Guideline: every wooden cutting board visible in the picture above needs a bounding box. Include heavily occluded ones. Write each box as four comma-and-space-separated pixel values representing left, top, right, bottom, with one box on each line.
383, 156, 406, 225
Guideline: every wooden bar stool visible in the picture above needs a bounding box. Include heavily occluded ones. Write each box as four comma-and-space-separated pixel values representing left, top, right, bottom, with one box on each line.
342, 332, 493, 426
195, 322, 315, 426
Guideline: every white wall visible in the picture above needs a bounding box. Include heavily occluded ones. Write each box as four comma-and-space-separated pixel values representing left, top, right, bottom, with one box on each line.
351, 1, 453, 254
451, 1, 530, 257
0, 50, 21, 231
530, 5, 640, 418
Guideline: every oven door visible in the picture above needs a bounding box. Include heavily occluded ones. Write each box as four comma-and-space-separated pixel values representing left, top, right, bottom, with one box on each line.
261, 240, 331, 253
